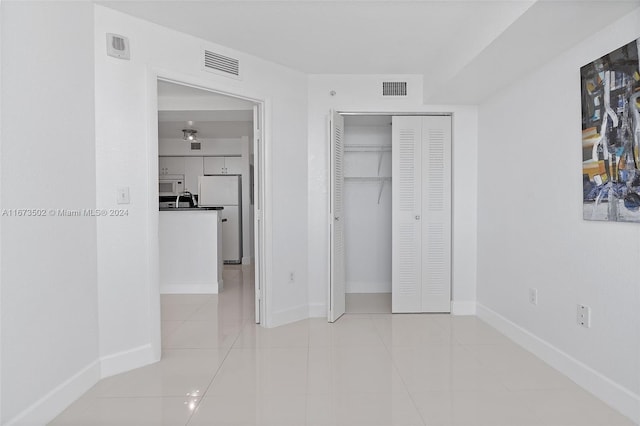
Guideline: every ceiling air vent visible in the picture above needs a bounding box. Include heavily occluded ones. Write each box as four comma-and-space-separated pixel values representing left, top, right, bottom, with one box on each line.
203, 50, 240, 79
382, 81, 407, 97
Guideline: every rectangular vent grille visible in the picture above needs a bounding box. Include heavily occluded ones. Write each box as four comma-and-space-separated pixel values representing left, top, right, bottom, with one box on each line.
191, 142, 201, 151
382, 81, 407, 96
204, 50, 240, 77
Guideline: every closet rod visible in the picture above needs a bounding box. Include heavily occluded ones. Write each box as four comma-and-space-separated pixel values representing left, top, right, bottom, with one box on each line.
344, 177, 391, 182
344, 144, 391, 151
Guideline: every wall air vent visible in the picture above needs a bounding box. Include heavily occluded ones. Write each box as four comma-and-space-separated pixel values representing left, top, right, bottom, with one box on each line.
106, 33, 130, 60
382, 81, 407, 97
203, 49, 241, 79
191, 142, 201, 151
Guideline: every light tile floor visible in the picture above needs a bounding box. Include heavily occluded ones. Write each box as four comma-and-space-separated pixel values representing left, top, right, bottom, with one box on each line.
50, 265, 636, 426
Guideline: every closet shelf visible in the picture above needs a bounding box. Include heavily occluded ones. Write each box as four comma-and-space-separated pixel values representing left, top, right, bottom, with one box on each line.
344, 144, 392, 152
344, 176, 391, 182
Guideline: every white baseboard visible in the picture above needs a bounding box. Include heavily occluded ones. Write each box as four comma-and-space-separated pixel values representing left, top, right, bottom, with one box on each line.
160, 282, 221, 295
6, 360, 101, 426
451, 300, 476, 315
7, 344, 159, 426
268, 304, 308, 328
309, 303, 327, 318
100, 343, 158, 378
477, 303, 640, 424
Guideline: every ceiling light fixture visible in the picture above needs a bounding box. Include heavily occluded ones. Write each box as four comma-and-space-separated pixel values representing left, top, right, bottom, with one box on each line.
182, 129, 198, 142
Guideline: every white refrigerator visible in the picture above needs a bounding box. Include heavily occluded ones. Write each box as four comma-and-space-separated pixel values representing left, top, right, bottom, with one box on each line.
198, 175, 242, 264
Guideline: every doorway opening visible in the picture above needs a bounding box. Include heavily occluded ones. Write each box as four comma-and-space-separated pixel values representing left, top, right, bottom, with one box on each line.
153, 78, 266, 333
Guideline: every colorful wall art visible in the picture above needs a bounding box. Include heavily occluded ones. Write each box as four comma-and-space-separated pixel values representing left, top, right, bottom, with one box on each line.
581, 38, 640, 222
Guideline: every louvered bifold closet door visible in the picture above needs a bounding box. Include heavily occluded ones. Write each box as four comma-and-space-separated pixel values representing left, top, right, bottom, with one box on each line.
421, 116, 451, 312
392, 117, 423, 313
329, 111, 346, 322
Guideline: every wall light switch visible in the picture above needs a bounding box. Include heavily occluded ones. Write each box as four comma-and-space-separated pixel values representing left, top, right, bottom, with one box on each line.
117, 187, 130, 204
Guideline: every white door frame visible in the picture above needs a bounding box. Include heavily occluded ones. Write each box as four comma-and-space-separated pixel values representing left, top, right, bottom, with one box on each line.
146, 69, 270, 357
328, 109, 452, 322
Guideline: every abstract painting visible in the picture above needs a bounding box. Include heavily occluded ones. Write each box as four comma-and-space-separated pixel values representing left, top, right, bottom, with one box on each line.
581, 38, 640, 222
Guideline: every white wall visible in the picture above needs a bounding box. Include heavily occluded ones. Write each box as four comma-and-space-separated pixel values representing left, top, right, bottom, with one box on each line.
307, 75, 478, 316
477, 8, 640, 422
1, 2, 100, 424
94, 7, 309, 379
158, 138, 244, 156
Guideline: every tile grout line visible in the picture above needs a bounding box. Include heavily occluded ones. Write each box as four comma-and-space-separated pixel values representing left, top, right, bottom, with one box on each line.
371, 316, 429, 426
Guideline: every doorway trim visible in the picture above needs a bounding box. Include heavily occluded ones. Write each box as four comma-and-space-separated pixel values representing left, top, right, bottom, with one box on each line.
328, 109, 453, 322
146, 68, 271, 357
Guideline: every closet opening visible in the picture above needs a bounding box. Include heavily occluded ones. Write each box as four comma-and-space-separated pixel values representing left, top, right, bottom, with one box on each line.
343, 115, 393, 314
330, 112, 452, 322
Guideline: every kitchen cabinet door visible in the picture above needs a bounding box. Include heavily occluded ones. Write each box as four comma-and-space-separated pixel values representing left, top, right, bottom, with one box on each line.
220, 205, 242, 263
204, 156, 243, 174
203, 157, 225, 174
223, 157, 243, 174
159, 156, 185, 176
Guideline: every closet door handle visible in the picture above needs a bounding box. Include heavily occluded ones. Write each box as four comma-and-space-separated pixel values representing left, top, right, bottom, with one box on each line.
415, 215, 421, 220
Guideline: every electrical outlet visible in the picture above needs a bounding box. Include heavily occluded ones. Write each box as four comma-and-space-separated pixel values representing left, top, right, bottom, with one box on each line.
529, 288, 538, 305
289, 272, 295, 283
577, 304, 591, 328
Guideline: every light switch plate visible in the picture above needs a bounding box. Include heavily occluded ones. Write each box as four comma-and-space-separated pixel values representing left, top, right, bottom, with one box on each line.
117, 187, 130, 204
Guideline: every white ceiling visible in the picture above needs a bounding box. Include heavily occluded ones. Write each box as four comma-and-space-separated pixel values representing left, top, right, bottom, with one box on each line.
158, 82, 254, 139
102, 0, 640, 104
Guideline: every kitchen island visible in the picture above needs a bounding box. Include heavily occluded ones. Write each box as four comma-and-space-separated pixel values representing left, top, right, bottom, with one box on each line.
159, 207, 224, 294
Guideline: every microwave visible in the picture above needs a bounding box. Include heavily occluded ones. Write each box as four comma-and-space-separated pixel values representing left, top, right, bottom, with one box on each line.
159, 175, 185, 196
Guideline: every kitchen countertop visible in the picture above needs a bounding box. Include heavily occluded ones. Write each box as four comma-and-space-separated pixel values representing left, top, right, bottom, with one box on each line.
159, 207, 224, 211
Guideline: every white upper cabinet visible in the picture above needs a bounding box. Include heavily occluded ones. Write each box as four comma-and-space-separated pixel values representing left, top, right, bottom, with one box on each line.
203, 156, 242, 174
159, 156, 185, 176
223, 157, 243, 175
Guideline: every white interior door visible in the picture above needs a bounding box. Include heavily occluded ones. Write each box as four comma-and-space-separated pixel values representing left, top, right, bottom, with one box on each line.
392, 115, 451, 313
421, 116, 452, 312
253, 105, 263, 324
329, 110, 346, 322
392, 116, 422, 313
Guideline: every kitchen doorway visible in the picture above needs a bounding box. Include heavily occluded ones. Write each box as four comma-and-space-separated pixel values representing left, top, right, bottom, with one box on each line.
150, 75, 267, 335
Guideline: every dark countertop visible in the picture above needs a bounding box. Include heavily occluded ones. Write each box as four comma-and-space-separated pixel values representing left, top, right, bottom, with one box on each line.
159, 207, 224, 211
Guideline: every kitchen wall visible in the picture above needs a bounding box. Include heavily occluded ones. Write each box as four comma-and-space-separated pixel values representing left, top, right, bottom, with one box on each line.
307, 75, 479, 316
1, 2, 100, 424
476, 8, 640, 422
94, 5, 309, 384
